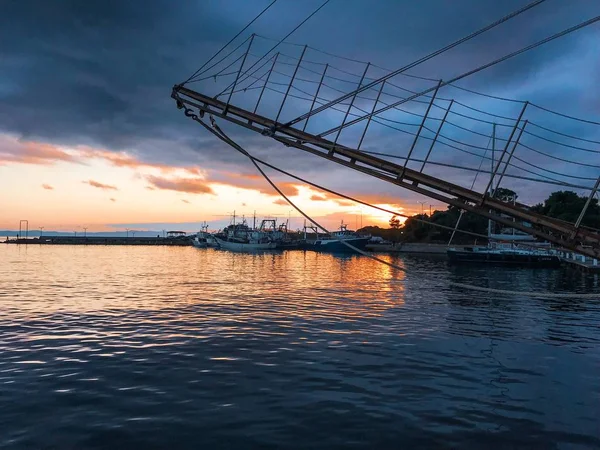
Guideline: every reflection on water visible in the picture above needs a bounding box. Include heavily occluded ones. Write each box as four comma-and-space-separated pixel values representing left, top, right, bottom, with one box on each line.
0, 245, 599, 449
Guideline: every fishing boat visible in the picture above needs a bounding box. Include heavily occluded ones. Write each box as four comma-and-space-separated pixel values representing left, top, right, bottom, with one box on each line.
447, 242, 561, 267
302, 222, 370, 253
214, 214, 276, 251
192, 223, 217, 248
448, 223, 561, 268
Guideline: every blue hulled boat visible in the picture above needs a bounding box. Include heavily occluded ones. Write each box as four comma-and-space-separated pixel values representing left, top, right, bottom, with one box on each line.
302, 223, 370, 253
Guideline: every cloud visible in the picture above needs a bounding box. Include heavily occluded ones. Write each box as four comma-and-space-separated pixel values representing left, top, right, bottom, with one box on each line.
181, 199, 190, 204
146, 175, 214, 195
0, 0, 597, 211
110, 198, 116, 202
41, 184, 54, 190
83, 179, 118, 190
273, 199, 288, 206
310, 194, 327, 201
0, 135, 77, 165
82, 149, 204, 176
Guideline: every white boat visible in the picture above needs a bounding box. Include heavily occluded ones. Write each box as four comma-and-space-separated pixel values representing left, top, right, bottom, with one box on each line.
301, 222, 371, 253
192, 236, 208, 248
214, 236, 276, 251
214, 214, 277, 251
193, 223, 217, 248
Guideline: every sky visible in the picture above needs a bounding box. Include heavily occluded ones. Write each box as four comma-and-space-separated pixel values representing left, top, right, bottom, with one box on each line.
1, 0, 599, 233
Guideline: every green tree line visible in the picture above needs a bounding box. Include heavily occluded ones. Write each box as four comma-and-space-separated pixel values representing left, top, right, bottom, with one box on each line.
358, 190, 600, 244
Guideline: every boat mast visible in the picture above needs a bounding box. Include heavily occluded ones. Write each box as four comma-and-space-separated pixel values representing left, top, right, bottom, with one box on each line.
488, 123, 495, 240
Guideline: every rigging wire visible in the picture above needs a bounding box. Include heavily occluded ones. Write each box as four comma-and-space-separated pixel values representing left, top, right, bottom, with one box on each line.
230, 70, 597, 172
318, 15, 600, 141
253, 35, 600, 128
217, 0, 331, 98
231, 58, 599, 158
233, 78, 595, 187
286, 0, 547, 126
183, 0, 278, 84
201, 55, 600, 154
176, 103, 598, 299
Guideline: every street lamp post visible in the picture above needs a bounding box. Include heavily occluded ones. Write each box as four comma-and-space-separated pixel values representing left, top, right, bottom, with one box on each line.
83, 227, 88, 237
126, 228, 130, 238
39, 226, 44, 237
417, 201, 426, 216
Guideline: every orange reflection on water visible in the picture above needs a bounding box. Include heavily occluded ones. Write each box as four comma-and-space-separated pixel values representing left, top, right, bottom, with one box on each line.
0, 245, 406, 323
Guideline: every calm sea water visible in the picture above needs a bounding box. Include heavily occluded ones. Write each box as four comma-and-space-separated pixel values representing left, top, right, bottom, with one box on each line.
1, 245, 599, 449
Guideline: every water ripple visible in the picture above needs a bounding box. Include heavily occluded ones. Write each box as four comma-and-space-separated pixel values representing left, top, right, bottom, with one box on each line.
0, 245, 599, 449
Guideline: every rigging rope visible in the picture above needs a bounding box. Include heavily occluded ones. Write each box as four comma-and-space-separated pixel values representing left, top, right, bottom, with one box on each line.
228, 78, 595, 188
217, 0, 331, 98
180, 108, 598, 299
183, 0, 278, 84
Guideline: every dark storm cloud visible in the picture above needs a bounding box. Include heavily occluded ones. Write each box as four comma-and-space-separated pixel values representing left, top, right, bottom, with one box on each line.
1, 0, 598, 204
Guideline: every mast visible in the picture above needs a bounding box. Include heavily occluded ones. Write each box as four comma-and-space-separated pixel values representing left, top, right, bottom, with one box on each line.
488, 123, 496, 239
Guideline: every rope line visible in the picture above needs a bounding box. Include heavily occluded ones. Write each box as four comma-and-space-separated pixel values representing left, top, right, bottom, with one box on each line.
183, 1, 277, 83
175, 101, 599, 299
237, 78, 596, 188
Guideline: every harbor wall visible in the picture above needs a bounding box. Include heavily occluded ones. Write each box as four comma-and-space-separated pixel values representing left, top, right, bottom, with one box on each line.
366, 243, 449, 254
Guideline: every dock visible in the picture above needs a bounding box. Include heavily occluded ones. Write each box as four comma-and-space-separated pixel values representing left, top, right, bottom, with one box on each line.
4, 236, 192, 246
558, 250, 600, 273
366, 243, 448, 254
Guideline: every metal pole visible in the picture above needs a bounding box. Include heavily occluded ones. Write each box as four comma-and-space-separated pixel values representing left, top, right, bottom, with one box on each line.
482, 102, 528, 200
331, 62, 371, 146
488, 123, 495, 237
225, 33, 255, 112
302, 63, 328, 132
573, 176, 600, 233
357, 80, 385, 150
448, 210, 465, 246
493, 120, 528, 194
39, 227, 44, 237
275, 45, 307, 123
419, 99, 453, 172
254, 52, 279, 114
399, 80, 442, 180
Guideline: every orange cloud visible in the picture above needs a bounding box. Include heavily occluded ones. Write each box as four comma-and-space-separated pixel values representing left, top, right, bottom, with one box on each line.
310, 194, 327, 201
110, 198, 117, 202
84, 180, 118, 191
273, 199, 288, 206
82, 149, 203, 176
335, 199, 355, 207
0, 136, 77, 165
42, 184, 54, 190
146, 175, 214, 195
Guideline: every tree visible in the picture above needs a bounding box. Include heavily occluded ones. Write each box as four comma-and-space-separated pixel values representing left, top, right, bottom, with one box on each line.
494, 187, 518, 203
531, 191, 600, 228
389, 215, 401, 229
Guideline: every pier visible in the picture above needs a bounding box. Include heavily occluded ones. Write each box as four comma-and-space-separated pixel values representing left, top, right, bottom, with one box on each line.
558, 250, 600, 273
4, 236, 192, 246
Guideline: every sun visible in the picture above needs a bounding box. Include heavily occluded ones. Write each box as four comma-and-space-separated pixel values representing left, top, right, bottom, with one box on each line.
365, 204, 407, 226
